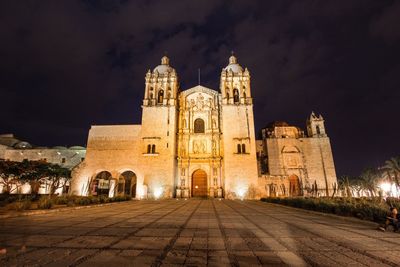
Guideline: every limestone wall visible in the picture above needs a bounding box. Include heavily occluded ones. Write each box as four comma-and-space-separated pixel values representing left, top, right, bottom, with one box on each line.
221, 104, 259, 198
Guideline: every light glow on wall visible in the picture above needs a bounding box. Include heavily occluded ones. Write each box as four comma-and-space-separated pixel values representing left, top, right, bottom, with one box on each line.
236, 185, 248, 199
154, 187, 163, 199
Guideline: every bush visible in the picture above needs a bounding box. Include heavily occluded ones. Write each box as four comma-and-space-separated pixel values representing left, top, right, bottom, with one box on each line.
74, 196, 92, 206
37, 197, 53, 209
52, 196, 69, 205
9, 199, 32, 211
111, 195, 132, 202
261, 197, 391, 223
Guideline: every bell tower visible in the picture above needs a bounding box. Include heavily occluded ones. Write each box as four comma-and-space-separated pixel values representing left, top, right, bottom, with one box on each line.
307, 112, 327, 137
220, 54, 252, 105
143, 56, 179, 107
140, 55, 179, 198
220, 54, 258, 198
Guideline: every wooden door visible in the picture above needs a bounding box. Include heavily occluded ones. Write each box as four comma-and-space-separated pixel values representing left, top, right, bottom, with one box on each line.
289, 175, 301, 196
192, 170, 208, 197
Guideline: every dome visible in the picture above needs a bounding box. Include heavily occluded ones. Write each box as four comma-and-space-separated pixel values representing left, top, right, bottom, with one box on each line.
53, 146, 68, 150
153, 56, 175, 74
69, 146, 85, 150
224, 55, 243, 73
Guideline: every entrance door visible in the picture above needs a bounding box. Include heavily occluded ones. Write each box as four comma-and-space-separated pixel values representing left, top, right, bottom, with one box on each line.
289, 175, 301, 196
192, 169, 207, 197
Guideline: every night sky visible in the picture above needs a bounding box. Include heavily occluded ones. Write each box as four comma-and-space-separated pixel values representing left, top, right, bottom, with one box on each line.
1, 1, 399, 177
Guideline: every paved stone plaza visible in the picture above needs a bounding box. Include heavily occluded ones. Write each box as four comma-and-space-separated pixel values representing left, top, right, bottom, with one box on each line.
1, 199, 399, 266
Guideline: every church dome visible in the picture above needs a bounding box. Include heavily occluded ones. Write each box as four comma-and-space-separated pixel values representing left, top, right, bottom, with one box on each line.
153, 56, 175, 74
224, 54, 243, 73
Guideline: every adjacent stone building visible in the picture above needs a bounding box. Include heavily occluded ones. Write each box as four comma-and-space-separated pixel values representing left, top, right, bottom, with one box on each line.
0, 134, 86, 194
70, 55, 337, 199
257, 114, 337, 198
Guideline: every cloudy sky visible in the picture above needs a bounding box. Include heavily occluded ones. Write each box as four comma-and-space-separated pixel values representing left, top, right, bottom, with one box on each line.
0, 0, 399, 176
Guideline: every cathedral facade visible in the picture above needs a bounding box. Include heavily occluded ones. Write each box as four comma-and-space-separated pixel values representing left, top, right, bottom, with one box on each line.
70, 55, 337, 199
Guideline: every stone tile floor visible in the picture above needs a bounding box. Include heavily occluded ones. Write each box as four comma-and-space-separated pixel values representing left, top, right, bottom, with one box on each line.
0, 199, 399, 266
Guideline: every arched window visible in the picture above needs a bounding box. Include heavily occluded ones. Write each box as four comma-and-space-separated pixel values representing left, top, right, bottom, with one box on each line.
151, 144, 156, 153
316, 125, 321, 135
241, 144, 246, 153
147, 144, 151, 153
158, 90, 164, 103
194, 118, 205, 133
233, 88, 239, 103
237, 144, 242, 154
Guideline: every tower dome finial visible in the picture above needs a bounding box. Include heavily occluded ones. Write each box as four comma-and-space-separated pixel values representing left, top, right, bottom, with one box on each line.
161, 55, 169, 65
229, 51, 237, 64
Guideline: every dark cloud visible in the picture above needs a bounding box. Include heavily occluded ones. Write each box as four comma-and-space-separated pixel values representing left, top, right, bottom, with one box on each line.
0, 0, 399, 176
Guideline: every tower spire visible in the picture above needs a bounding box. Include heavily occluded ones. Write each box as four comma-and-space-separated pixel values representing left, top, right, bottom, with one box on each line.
198, 68, 201, 85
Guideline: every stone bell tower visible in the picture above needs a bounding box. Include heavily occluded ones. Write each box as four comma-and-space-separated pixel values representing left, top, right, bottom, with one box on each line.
220, 54, 259, 198
140, 56, 179, 198
307, 112, 327, 137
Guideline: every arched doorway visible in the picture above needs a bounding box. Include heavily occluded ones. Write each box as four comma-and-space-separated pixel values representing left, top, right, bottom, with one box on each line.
118, 171, 137, 197
192, 169, 207, 197
91, 171, 112, 196
289, 175, 301, 196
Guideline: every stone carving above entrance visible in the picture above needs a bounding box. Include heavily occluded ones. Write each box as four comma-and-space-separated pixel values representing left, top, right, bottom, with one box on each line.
193, 140, 206, 154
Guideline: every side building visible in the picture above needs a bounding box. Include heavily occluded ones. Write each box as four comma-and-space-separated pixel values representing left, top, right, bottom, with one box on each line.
0, 134, 86, 194
256, 113, 337, 197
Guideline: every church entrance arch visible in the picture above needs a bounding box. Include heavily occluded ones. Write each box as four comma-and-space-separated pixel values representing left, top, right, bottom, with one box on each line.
289, 175, 301, 196
118, 171, 137, 197
91, 171, 112, 196
192, 169, 207, 197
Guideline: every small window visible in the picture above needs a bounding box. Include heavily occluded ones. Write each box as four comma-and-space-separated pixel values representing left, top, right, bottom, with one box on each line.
81, 157, 85, 162
151, 144, 156, 153
61, 158, 66, 163
316, 125, 321, 135
147, 144, 151, 154
158, 90, 164, 103
194, 118, 205, 133
241, 144, 246, 153
233, 88, 239, 103
237, 144, 242, 154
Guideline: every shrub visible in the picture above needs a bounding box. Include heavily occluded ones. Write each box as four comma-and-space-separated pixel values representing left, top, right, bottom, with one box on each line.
261, 197, 392, 223
74, 196, 91, 206
9, 199, 32, 211
37, 197, 53, 209
52, 196, 69, 205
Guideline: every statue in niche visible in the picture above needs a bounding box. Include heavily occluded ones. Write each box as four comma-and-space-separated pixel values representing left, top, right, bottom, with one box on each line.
208, 98, 214, 109
181, 145, 186, 156
212, 140, 217, 155
212, 119, 217, 129
193, 141, 199, 154
181, 168, 185, 176
200, 141, 206, 153
181, 178, 185, 187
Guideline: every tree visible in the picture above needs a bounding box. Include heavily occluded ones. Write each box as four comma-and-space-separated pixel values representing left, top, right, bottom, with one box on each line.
382, 157, 400, 189
45, 164, 71, 195
0, 160, 71, 195
359, 168, 380, 197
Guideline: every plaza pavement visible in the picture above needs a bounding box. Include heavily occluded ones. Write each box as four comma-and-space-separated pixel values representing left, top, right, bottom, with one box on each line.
0, 199, 399, 266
